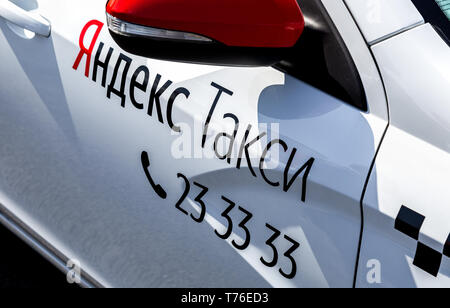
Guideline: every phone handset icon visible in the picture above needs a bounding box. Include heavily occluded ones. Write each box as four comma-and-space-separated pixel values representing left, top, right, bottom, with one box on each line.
141, 151, 168, 200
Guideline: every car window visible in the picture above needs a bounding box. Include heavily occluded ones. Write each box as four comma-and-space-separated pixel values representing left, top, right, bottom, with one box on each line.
436, 0, 450, 19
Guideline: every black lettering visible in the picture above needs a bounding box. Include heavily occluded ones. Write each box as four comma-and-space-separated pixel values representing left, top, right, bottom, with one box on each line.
236, 125, 251, 170
279, 235, 300, 279
260, 223, 281, 268
214, 196, 235, 240
259, 139, 288, 187
244, 132, 267, 177
175, 173, 190, 216
283, 148, 315, 203
236, 124, 266, 177
231, 207, 253, 251
191, 182, 208, 224
107, 53, 132, 107
202, 82, 233, 148
130, 65, 150, 110
148, 74, 172, 124
92, 42, 113, 87
167, 87, 190, 133
213, 113, 239, 163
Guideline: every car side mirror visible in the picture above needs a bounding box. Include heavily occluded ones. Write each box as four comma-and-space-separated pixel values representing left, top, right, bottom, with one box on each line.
106, 0, 305, 66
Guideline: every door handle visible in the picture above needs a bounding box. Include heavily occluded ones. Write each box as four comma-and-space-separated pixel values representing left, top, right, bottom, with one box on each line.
0, 0, 51, 37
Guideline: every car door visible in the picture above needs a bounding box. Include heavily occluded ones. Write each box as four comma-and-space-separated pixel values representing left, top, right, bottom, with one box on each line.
352, 0, 450, 287
0, 0, 387, 287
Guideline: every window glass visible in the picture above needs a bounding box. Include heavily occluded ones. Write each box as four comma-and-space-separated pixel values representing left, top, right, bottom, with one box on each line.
436, 0, 450, 20
412, 0, 450, 41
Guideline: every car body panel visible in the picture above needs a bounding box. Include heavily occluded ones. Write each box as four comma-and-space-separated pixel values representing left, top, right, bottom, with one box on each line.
1, 0, 449, 289
357, 23, 450, 287
0, 0, 389, 287
344, 0, 424, 45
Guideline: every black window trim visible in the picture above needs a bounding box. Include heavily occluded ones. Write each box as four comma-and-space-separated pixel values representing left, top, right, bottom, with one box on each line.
411, 0, 450, 44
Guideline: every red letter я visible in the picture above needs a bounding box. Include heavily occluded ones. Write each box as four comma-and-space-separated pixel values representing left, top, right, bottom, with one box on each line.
73, 20, 104, 78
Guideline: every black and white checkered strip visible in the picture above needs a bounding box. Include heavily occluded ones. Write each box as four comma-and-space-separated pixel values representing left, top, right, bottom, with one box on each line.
395, 206, 450, 277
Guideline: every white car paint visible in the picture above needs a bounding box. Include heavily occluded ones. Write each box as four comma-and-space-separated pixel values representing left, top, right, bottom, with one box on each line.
357, 23, 450, 287
344, 0, 424, 45
0, 0, 448, 288
0, 0, 50, 37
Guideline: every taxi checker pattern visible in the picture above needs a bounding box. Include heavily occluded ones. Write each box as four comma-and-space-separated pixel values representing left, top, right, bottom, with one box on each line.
395, 205, 450, 277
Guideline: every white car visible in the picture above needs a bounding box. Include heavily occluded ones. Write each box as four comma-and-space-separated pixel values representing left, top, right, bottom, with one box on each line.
0, 0, 449, 288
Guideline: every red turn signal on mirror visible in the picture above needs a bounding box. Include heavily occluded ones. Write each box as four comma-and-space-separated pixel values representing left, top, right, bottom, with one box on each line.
106, 0, 305, 48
